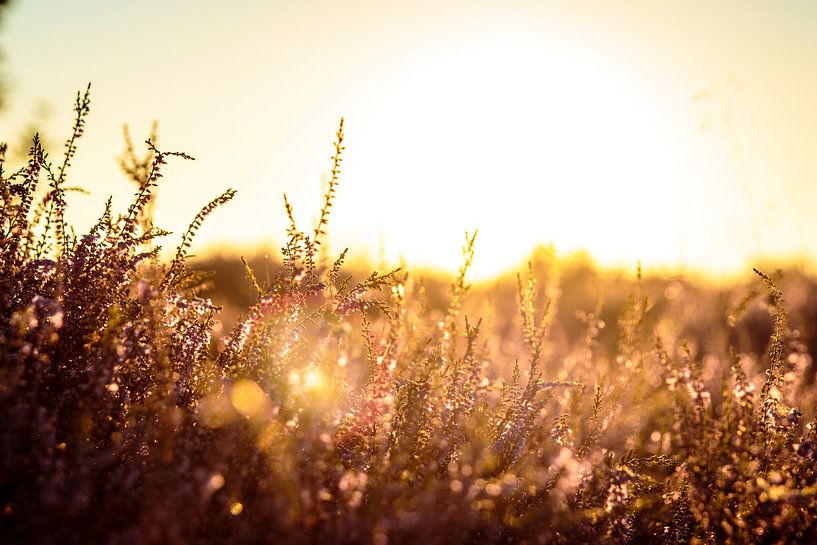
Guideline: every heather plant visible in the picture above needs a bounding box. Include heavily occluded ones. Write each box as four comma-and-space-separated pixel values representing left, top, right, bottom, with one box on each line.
1, 88, 817, 545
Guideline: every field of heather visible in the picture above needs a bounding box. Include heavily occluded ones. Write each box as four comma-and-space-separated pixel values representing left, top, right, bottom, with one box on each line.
2, 89, 817, 544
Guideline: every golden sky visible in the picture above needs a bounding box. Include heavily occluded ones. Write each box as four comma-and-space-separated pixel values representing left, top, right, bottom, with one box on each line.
2, 0, 816, 279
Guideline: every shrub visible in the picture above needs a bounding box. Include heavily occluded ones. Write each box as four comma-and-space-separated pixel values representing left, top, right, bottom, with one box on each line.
1, 88, 816, 544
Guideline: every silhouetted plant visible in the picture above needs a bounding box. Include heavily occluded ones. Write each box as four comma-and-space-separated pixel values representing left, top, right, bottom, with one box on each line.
1, 88, 816, 545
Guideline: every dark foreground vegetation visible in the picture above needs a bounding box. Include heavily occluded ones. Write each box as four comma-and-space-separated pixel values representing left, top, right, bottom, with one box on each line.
2, 89, 817, 544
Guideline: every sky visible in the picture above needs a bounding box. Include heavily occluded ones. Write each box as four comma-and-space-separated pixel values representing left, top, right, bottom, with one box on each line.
1, 0, 816, 280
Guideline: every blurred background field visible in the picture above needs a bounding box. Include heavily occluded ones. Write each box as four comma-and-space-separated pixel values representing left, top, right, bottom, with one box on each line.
196, 248, 817, 398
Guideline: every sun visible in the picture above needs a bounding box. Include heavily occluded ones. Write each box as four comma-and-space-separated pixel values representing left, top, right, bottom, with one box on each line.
336, 31, 690, 279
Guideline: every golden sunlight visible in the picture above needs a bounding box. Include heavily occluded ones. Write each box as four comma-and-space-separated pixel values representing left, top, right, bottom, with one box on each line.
340, 34, 684, 278
2, 0, 816, 280
5, 3, 817, 543
303, 368, 326, 394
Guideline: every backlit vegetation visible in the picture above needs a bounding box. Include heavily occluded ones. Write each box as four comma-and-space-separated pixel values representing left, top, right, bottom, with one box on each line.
2, 89, 817, 544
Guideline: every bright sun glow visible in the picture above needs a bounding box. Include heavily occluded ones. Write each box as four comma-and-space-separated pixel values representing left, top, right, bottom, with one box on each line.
303, 369, 325, 393
289, 368, 326, 394
336, 34, 689, 279
3, 1, 817, 280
